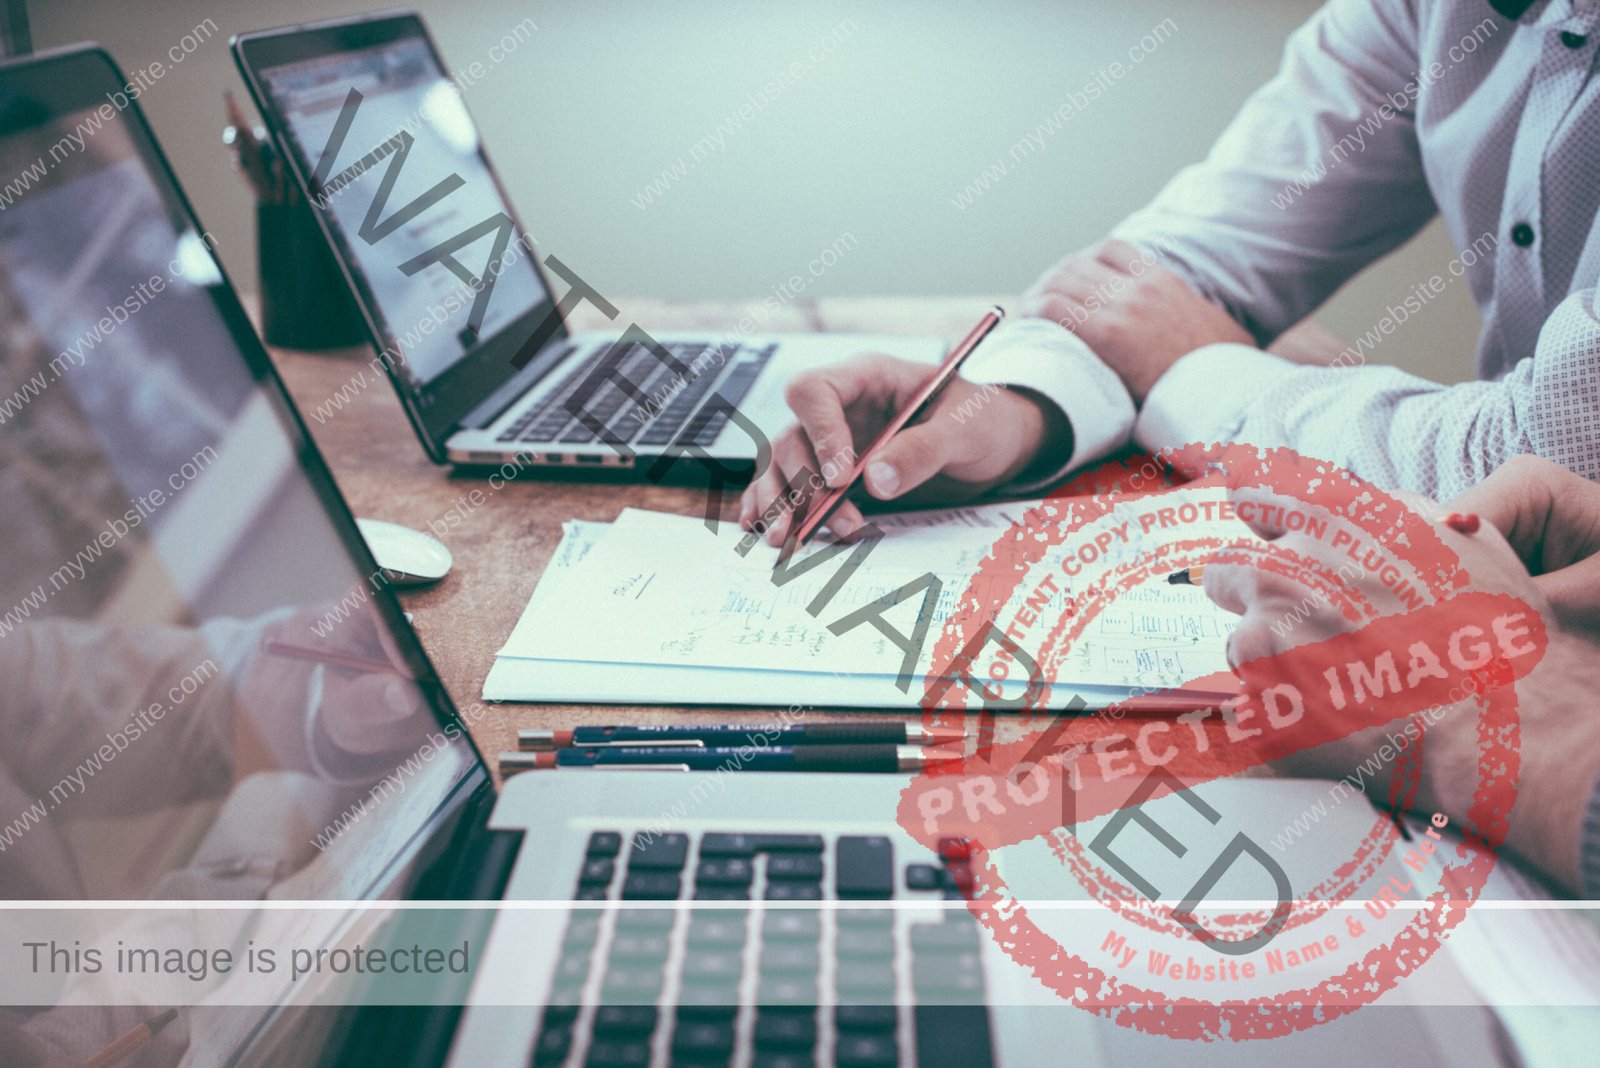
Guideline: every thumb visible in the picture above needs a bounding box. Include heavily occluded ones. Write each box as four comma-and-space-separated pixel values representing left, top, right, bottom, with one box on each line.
1535, 553, 1600, 631
863, 424, 953, 500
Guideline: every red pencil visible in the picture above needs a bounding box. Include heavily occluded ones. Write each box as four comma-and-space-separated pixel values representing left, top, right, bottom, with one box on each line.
793, 307, 1006, 545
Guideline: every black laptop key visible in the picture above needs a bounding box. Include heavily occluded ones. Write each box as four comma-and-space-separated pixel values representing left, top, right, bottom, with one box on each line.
531, 1024, 572, 1065
682, 949, 743, 985
553, 952, 591, 987
764, 882, 821, 901
635, 421, 680, 447
593, 1005, 658, 1036
687, 914, 747, 948
696, 857, 754, 887
912, 951, 983, 988
756, 975, 817, 1008
578, 858, 615, 887
753, 834, 824, 853
562, 914, 602, 950
616, 908, 676, 933
905, 864, 941, 891
629, 832, 688, 870
835, 1005, 897, 1032
608, 932, 671, 961
761, 910, 821, 942
674, 994, 739, 1023
766, 854, 822, 882
621, 871, 681, 900
584, 1039, 650, 1068
693, 886, 750, 901
635, 373, 724, 445
687, 411, 730, 447
837, 908, 893, 928
574, 886, 608, 901
913, 1005, 995, 1068
714, 361, 764, 410
558, 421, 599, 444
835, 960, 896, 1000
754, 1009, 817, 1050
753, 1055, 815, 1068
670, 1020, 736, 1060
910, 922, 982, 954
588, 832, 622, 857
604, 413, 646, 445
699, 833, 757, 858
836, 1032, 898, 1067
759, 943, 819, 975
600, 964, 665, 1001
836, 929, 895, 960
835, 837, 894, 899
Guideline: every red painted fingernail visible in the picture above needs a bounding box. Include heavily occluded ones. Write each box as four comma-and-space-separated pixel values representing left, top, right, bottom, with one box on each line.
1445, 513, 1480, 535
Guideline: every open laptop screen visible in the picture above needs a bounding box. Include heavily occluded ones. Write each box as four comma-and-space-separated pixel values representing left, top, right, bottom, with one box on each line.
244, 18, 554, 393
0, 46, 481, 1063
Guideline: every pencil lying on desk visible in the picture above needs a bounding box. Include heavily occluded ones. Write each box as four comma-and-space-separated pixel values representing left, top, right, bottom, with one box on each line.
519, 722, 967, 750
500, 745, 960, 774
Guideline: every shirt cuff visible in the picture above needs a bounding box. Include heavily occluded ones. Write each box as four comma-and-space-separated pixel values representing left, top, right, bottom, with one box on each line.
1134, 342, 1299, 452
960, 318, 1136, 493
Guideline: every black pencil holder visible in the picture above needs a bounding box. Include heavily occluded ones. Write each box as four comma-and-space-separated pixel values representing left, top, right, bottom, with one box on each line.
257, 195, 368, 351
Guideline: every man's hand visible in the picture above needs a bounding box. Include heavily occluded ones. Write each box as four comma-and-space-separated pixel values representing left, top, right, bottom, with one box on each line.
1022, 238, 1253, 400
1203, 482, 1600, 893
1449, 454, 1600, 630
737, 354, 1069, 544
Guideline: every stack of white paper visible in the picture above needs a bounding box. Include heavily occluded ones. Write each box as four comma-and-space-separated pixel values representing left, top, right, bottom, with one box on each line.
483, 498, 1243, 709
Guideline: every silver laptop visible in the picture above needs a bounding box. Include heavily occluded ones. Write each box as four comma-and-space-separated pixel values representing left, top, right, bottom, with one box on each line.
233, 12, 943, 470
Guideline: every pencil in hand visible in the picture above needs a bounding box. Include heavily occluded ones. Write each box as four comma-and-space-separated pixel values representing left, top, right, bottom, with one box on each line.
1166, 564, 1207, 587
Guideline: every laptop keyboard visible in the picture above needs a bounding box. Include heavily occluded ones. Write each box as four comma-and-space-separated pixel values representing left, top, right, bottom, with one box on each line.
497, 341, 777, 450
530, 829, 997, 1067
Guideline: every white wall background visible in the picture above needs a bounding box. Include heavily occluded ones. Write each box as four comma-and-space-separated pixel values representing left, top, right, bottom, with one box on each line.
33, 0, 1484, 383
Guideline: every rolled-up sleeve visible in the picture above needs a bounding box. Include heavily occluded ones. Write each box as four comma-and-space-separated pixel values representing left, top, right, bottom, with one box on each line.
1136, 287, 1600, 499
1113, 0, 1438, 345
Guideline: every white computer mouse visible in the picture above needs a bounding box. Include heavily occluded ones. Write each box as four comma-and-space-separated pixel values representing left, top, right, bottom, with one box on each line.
355, 518, 453, 587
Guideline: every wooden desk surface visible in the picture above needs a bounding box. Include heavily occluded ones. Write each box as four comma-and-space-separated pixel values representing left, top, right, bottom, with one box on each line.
266, 298, 1013, 774
267, 298, 1336, 778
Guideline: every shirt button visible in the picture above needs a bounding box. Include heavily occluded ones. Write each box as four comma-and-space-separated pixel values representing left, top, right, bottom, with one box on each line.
1511, 222, 1536, 247
1560, 30, 1588, 49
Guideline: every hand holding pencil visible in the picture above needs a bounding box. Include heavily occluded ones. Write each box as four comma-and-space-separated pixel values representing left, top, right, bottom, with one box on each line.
739, 308, 1073, 545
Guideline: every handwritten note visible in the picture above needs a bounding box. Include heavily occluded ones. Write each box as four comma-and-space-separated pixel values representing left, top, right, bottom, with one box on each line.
490, 498, 1243, 706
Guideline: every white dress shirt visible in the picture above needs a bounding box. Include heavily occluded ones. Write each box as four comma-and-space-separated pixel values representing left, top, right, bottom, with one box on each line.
962, 0, 1600, 499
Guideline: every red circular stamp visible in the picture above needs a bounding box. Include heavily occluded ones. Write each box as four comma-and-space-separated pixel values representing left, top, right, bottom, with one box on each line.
898, 443, 1546, 1040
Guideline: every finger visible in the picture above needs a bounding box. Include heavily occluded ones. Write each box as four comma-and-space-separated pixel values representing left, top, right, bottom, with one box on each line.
738, 483, 757, 529
1451, 456, 1600, 573
1446, 461, 1552, 565
1092, 238, 1153, 274
1039, 258, 1125, 318
765, 433, 824, 545
862, 422, 954, 501
1535, 554, 1600, 630
784, 356, 912, 488
743, 440, 795, 538
828, 499, 867, 540
1224, 487, 1295, 540
1196, 560, 1261, 619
